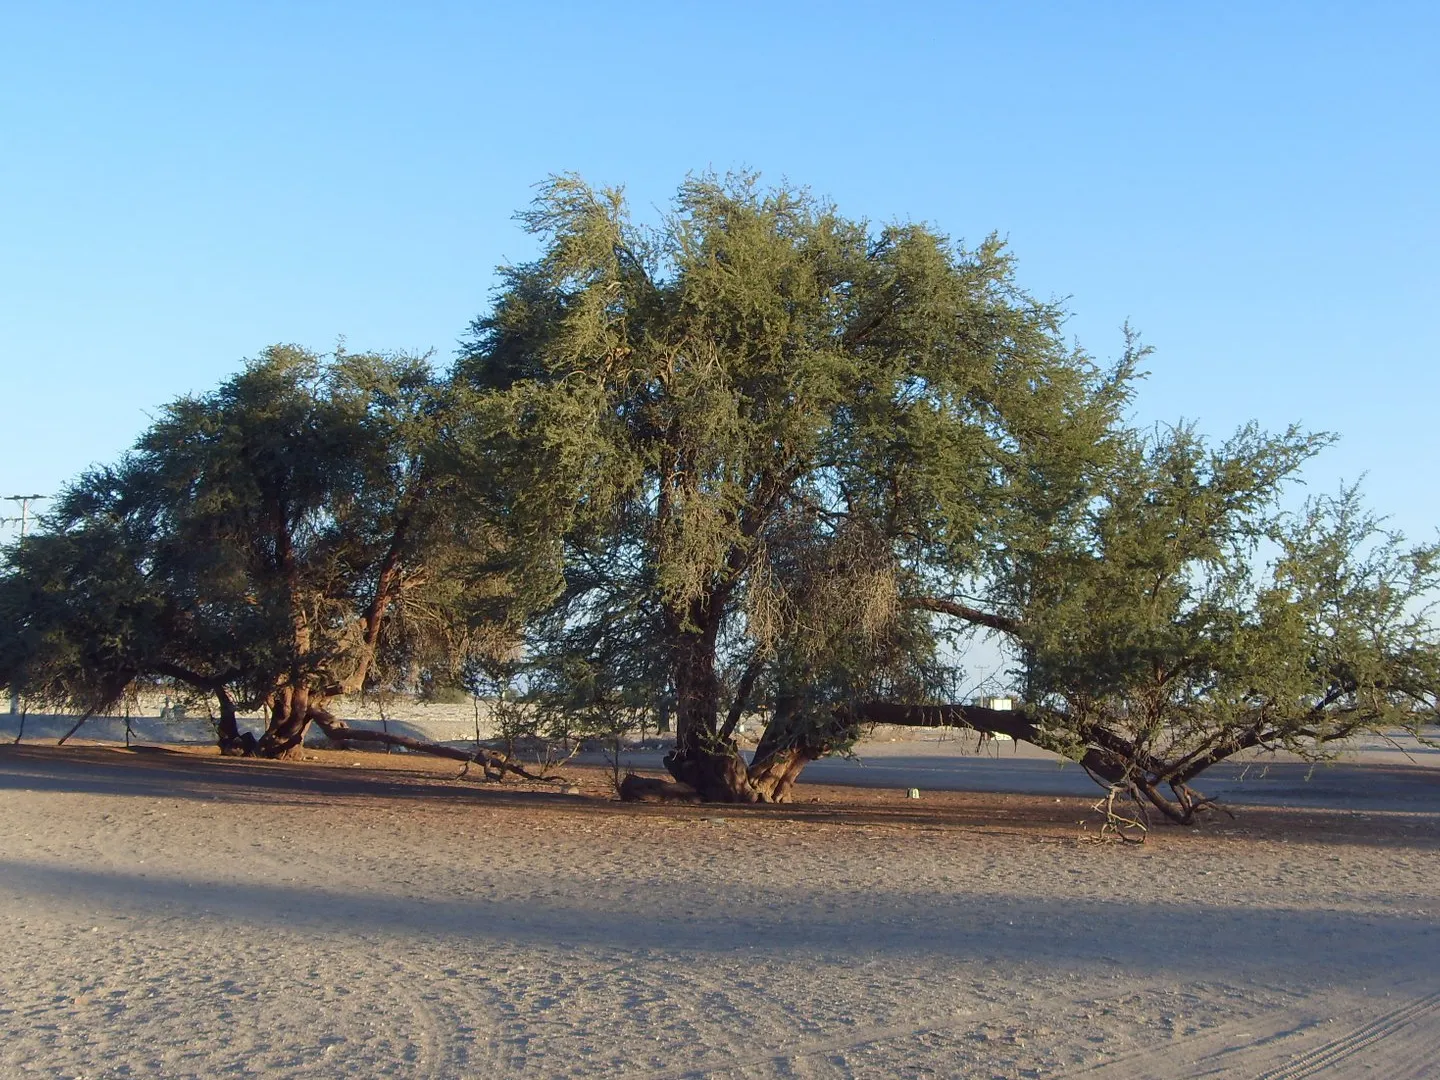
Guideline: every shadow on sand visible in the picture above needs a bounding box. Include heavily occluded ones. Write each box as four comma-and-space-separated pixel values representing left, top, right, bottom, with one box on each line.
1, 744, 1437, 850
2, 851, 1437, 988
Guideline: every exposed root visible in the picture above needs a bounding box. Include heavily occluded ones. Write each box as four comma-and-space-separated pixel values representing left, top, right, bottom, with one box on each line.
618, 773, 702, 803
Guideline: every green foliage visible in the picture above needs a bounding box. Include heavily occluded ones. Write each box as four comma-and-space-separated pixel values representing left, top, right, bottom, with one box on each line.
0, 345, 509, 742
0, 500, 165, 714
995, 423, 1440, 818
8, 170, 1431, 809
456, 172, 1135, 796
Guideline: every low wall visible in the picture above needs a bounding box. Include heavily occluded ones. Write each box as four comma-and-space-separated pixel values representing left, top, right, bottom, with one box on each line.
0, 695, 506, 747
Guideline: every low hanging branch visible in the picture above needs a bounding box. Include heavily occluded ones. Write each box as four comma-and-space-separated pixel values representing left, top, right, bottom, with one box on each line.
306, 708, 564, 786
848, 700, 1224, 825
56, 672, 140, 746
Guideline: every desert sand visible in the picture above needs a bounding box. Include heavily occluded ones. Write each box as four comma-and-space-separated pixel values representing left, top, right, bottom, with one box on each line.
1, 744, 1437, 1078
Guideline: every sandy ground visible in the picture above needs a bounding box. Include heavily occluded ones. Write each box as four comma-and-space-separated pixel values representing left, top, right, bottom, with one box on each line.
1, 746, 1437, 1079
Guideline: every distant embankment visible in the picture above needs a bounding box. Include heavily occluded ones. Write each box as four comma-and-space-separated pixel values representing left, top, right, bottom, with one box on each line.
0, 694, 502, 747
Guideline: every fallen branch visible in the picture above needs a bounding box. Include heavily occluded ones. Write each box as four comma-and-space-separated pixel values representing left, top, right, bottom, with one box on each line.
1083, 783, 1149, 844
57, 711, 93, 746
307, 709, 562, 785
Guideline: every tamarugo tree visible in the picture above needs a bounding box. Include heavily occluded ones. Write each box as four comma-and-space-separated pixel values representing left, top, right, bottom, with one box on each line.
855, 424, 1440, 823
458, 173, 1438, 810
5, 173, 1434, 814
0, 346, 512, 757
455, 174, 1134, 802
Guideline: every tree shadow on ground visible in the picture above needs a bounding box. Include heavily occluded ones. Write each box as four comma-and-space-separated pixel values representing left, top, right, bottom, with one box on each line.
0, 745, 1436, 850
3, 855, 1437, 988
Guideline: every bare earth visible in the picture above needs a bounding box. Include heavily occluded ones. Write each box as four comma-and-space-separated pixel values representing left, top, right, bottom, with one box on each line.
1, 745, 1437, 1079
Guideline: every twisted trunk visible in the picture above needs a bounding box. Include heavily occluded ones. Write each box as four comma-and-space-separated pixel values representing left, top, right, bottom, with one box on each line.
745, 694, 850, 803
663, 624, 759, 802
654, 466, 791, 804
214, 687, 258, 756
253, 504, 316, 759
745, 743, 818, 803
255, 684, 317, 758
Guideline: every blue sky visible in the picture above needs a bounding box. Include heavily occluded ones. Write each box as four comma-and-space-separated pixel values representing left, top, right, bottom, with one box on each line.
2, 1, 1436, 548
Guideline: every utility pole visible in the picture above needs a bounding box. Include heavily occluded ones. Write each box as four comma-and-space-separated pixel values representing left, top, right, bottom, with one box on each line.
3, 495, 45, 714
2, 493, 46, 540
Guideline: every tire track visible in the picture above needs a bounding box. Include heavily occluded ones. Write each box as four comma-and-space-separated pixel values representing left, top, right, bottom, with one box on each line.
633, 1008, 1005, 1080
1057, 986, 1440, 1080
1251, 989, 1440, 1080
637, 975, 1206, 1080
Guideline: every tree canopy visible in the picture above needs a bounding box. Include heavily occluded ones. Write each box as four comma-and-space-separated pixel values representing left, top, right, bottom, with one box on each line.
3, 172, 1435, 819
455, 173, 1136, 801
0, 345, 508, 755
859, 424, 1440, 824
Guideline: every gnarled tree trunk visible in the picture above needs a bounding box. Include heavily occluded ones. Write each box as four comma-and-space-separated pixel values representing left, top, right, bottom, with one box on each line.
662, 617, 763, 803
744, 743, 817, 803
214, 687, 258, 756
256, 684, 318, 758
744, 695, 850, 803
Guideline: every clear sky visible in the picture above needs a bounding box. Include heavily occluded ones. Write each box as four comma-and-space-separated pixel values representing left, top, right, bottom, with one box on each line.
2, 2, 1436, 547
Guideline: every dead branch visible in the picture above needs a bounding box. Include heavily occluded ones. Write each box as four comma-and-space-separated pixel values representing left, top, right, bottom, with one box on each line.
307, 708, 563, 785
56, 711, 94, 746
1082, 783, 1149, 844
1171, 782, 1235, 822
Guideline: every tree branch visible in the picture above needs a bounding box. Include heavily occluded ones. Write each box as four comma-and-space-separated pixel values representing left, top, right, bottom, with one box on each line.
719, 653, 766, 742
306, 707, 561, 785
901, 596, 1020, 635
151, 661, 247, 693
848, 700, 1166, 800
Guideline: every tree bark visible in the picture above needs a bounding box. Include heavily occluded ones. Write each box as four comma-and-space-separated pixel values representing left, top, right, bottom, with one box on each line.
663, 616, 763, 802
332, 492, 424, 698
664, 742, 758, 803
255, 685, 314, 758
718, 654, 764, 742
214, 688, 257, 756
901, 596, 1020, 634
744, 695, 848, 802
255, 505, 318, 760
851, 700, 1231, 824
745, 744, 817, 803
306, 708, 551, 782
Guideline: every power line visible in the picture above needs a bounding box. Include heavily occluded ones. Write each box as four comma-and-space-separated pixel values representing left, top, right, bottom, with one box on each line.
2, 494, 46, 539
2, 494, 45, 715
